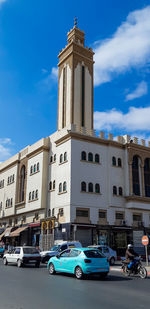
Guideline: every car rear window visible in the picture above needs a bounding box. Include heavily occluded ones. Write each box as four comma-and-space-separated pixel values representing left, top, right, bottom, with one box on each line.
84, 250, 105, 258
23, 248, 39, 254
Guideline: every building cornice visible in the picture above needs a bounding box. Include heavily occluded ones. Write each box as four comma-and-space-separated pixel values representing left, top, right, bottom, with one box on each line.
55, 131, 125, 148
125, 195, 150, 204
0, 159, 19, 173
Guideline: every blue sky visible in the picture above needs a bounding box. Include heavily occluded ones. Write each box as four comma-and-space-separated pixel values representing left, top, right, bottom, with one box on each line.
0, 0, 150, 161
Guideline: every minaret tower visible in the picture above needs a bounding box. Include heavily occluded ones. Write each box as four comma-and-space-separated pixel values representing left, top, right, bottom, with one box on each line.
57, 18, 94, 131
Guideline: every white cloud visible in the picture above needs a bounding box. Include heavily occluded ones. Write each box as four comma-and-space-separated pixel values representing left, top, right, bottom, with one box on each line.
94, 106, 150, 132
51, 67, 58, 81
0, 138, 12, 162
94, 6, 150, 85
125, 81, 148, 101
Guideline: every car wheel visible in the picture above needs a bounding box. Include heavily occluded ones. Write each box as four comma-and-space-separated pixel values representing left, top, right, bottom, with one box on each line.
75, 266, 83, 279
110, 257, 115, 265
35, 261, 40, 268
3, 257, 8, 266
17, 259, 22, 268
49, 263, 55, 275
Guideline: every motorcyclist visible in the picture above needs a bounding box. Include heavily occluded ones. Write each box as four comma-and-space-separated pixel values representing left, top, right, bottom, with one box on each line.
125, 244, 139, 270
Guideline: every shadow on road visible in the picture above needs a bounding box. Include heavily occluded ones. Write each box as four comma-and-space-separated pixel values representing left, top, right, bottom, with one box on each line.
51, 272, 132, 281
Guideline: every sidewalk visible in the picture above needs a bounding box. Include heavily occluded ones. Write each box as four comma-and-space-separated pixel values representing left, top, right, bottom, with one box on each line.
110, 264, 150, 276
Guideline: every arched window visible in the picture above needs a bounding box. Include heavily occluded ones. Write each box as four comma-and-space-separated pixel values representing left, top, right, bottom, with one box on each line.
88, 182, 93, 192
48, 209, 51, 217
52, 208, 54, 216
132, 155, 140, 196
29, 192, 31, 201
113, 186, 117, 195
144, 158, 150, 197
64, 152, 67, 161
81, 151, 86, 161
54, 154, 56, 162
30, 166, 33, 174
119, 187, 123, 196
81, 181, 86, 192
118, 158, 122, 167
112, 157, 116, 166
32, 191, 35, 200
60, 154, 63, 164
59, 183, 62, 193
63, 181, 67, 191
95, 154, 100, 163
8, 177, 10, 184
88, 152, 93, 162
49, 181, 52, 191
34, 164, 36, 173
20, 165, 26, 202
11, 198, 13, 206
37, 163, 39, 171
53, 180, 55, 190
50, 156, 53, 163
95, 183, 100, 193
12, 174, 14, 182
35, 190, 38, 199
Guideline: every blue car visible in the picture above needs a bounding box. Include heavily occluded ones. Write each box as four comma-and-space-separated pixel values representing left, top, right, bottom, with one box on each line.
0, 246, 5, 258
47, 248, 109, 279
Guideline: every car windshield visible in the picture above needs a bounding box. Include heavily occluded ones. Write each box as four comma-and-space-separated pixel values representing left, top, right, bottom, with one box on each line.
23, 248, 39, 254
84, 250, 105, 258
50, 245, 60, 251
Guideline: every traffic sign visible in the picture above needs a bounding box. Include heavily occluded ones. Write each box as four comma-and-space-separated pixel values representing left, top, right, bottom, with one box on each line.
142, 235, 149, 246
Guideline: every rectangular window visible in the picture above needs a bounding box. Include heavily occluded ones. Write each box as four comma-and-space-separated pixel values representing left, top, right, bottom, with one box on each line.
81, 66, 85, 127
62, 67, 67, 128
99, 211, 106, 219
76, 209, 88, 217
133, 214, 142, 221
116, 212, 124, 220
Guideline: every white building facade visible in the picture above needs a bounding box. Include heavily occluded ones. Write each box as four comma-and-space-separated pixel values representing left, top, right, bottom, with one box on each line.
0, 23, 150, 255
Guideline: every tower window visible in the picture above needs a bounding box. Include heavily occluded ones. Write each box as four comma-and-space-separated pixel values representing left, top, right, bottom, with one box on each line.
59, 183, 62, 193
63, 181, 67, 191
60, 154, 63, 164
119, 187, 123, 196
81, 66, 85, 127
64, 152, 67, 161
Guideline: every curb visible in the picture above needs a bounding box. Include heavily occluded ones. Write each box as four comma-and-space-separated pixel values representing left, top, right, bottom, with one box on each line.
110, 267, 150, 276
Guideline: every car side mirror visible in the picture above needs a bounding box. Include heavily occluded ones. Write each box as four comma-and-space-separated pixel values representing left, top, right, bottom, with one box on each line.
56, 254, 60, 259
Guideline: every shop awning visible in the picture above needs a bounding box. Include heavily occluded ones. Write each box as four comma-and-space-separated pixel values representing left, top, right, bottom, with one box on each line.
9, 226, 28, 237
0, 227, 12, 240
29, 221, 40, 228
0, 231, 5, 241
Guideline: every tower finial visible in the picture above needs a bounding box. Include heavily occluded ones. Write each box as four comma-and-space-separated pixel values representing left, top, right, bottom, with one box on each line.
74, 16, 77, 27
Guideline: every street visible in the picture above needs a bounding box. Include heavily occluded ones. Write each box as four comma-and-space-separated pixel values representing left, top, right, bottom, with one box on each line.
0, 260, 150, 309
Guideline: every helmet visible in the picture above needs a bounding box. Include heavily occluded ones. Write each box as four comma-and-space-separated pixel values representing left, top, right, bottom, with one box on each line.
128, 244, 133, 249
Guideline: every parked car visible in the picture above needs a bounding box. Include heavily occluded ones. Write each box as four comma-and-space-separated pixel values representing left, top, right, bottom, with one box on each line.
0, 246, 5, 258
3, 246, 41, 267
40, 241, 82, 263
48, 247, 109, 279
88, 245, 117, 265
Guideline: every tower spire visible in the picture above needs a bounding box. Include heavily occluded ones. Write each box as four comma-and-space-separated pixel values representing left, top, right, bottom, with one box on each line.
74, 16, 77, 27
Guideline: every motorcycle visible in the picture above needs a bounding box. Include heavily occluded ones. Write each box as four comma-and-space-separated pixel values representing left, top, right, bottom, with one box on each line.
121, 257, 147, 279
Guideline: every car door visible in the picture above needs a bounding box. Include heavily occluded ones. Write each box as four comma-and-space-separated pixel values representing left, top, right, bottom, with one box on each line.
102, 247, 110, 259
66, 249, 81, 273
11, 248, 21, 263
54, 249, 71, 272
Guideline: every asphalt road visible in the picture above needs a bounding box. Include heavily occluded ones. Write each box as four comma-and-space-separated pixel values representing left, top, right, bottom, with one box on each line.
0, 259, 150, 309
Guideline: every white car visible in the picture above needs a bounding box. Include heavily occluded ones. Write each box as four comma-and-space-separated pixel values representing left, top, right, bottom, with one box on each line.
40, 241, 82, 263
3, 246, 41, 268
88, 245, 117, 265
